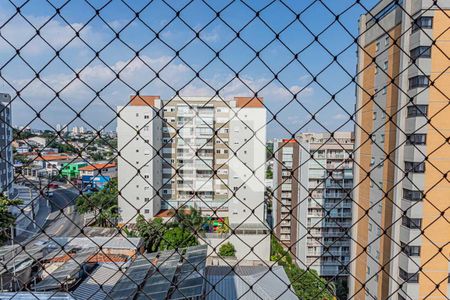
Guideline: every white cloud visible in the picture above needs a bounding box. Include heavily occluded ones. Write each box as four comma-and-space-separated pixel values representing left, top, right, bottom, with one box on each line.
0, 14, 100, 56
332, 113, 348, 121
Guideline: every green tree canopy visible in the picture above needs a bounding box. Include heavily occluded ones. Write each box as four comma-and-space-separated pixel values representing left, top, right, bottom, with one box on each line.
76, 178, 118, 227
271, 236, 334, 300
219, 242, 236, 257
135, 215, 166, 252
0, 194, 23, 244
159, 227, 198, 250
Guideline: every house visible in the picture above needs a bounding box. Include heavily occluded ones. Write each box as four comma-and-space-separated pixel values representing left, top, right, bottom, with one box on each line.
34, 155, 73, 177
79, 162, 117, 187
60, 162, 88, 180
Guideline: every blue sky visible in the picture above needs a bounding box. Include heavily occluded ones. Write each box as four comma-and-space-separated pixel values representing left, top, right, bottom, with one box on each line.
0, 0, 379, 138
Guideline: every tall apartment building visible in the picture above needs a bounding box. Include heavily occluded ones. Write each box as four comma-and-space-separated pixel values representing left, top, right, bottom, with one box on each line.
0, 93, 13, 198
117, 96, 270, 260
273, 132, 354, 279
351, 1, 450, 299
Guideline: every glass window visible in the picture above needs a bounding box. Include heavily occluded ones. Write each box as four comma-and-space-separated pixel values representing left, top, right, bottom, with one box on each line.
407, 105, 428, 117
401, 242, 421, 256
409, 75, 429, 89
403, 188, 423, 201
402, 216, 422, 229
406, 133, 426, 145
412, 16, 433, 33
399, 267, 420, 283
405, 161, 426, 173
410, 46, 431, 60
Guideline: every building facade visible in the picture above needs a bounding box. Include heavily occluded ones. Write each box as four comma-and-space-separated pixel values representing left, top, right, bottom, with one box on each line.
0, 93, 13, 198
117, 96, 270, 260
273, 132, 354, 279
351, 1, 450, 299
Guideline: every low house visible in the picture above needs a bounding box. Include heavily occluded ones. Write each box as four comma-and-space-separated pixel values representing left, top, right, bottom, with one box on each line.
60, 161, 88, 180
34, 155, 73, 177
79, 163, 117, 187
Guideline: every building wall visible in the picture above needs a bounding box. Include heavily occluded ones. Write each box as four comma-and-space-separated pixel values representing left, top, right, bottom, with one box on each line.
351, 1, 450, 299
228, 101, 267, 225
0, 94, 13, 198
117, 97, 162, 224
273, 133, 354, 279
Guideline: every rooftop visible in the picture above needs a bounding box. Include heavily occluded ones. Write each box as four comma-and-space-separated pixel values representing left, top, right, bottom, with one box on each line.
78, 163, 117, 171
35, 155, 71, 161
205, 265, 297, 300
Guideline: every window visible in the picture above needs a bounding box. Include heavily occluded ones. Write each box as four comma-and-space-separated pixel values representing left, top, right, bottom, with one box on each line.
406, 133, 426, 145
383, 60, 388, 70
385, 36, 389, 46
403, 188, 423, 201
380, 134, 385, 143
410, 46, 431, 60
375, 42, 380, 52
407, 105, 428, 117
401, 242, 421, 256
412, 16, 433, 33
373, 111, 377, 120
374, 66, 378, 74
144, 114, 150, 119
382, 87, 387, 95
405, 161, 426, 173
370, 157, 375, 166
399, 268, 419, 283
402, 216, 422, 229
409, 75, 429, 89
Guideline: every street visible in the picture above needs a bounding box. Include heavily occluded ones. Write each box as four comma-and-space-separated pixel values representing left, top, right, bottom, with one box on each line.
14, 184, 85, 244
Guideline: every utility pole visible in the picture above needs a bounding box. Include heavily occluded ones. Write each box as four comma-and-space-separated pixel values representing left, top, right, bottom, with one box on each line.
29, 186, 36, 229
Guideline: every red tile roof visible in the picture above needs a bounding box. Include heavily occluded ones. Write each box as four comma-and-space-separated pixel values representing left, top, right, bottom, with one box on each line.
235, 96, 264, 108
129, 95, 160, 107
155, 209, 192, 218
79, 163, 117, 171
35, 155, 70, 161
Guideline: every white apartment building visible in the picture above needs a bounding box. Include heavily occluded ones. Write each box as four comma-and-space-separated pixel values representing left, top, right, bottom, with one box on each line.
117, 96, 270, 260
117, 96, 162, 224
273, 132, 354, 280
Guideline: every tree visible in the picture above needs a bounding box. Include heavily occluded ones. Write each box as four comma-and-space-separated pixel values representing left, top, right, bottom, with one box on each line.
271, 236, 334, 300
266, 167, 273, 179
174, 206, 204, 233
159, 227, 198, 250
219, 242, 236, 257
0, 194, 22, 244
76, 179, 118, 227
135, 215, 166, 252
46, 140, 77, 153
335, 279, 349, 300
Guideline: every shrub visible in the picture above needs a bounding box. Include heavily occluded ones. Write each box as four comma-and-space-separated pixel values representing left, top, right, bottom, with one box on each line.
219, 242, 236, 257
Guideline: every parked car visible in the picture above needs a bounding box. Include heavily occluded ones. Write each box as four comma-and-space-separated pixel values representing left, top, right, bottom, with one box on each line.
47, 183, 59, 189
45, 191, 54, 197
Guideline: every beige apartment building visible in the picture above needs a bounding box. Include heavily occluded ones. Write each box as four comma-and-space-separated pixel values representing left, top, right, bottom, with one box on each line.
117, 95, 270, 260
351, 1, 450, 299
273, 132, 354, 280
